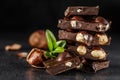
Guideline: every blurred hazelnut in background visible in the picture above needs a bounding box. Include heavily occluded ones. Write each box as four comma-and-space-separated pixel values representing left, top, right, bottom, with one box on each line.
29, 30, 47, 49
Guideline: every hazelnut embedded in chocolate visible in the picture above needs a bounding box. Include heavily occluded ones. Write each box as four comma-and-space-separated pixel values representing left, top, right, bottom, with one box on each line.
26, 48, 46, 68
76, 33, 84, 43
95, 17, 110, 32
29, 30, 47, 49
70, 20, 77, 28
56, 52, 72, 62
77, 45, 87, 55
91, 48, 106, 59
96, 34, 108, 45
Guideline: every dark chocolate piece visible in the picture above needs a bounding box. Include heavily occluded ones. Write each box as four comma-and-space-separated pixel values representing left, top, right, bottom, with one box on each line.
58, 30, 111, 46
43, 55, 81, 75
64, 6, 99, 17
81, 60, 110, 73
67, 45, 108, 60
57, 18, 111, 32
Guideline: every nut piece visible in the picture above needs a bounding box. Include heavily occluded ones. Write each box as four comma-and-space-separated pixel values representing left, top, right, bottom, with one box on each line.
29, 30, 47, 49
91, 50, 106, 59
76, 33, 84, 43
17, 52, 28, 58
5, 43, 22, 51
65, 62, 72, 67
77, 45, 87, 55
70, 20, 77, 28
77, 8, 83, 13
26, 48, 46, 68
96, 34, 108, 45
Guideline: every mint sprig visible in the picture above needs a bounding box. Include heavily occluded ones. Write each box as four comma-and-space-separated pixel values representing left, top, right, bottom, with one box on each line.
45, 29, 66, 58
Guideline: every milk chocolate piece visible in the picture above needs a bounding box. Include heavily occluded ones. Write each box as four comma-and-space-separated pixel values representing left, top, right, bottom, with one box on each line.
65, 6, 99, 17
57, 18, 111, 32
43, 55, 81, 75
82, 60, 110, 73
58, 30, 111, 46
67, 45, 108, 60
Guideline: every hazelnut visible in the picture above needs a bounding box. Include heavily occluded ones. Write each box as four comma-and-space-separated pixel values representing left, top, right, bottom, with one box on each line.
17, 52, 28, 58
26, 48, 46, 68
96, 34, 108, 45
56, 52, 71, 62
29, 30, 47, 49
5, 43, 22, 51
65, 62, 72, 67
91, 49, 106, 59
77, 45, 87, 55
76, 33, 84, 43
77, 8, 83, 13
70, 20, 77, 28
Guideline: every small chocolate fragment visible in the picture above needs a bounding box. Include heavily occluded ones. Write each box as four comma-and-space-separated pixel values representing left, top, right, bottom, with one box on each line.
59, 30, 111, 46
26, 48, 46, 68
43, 55, 81, 75
67, 45, 108, 60
64, 6, 99, 17
57, 18, 111, 32
81, 60, 110, 73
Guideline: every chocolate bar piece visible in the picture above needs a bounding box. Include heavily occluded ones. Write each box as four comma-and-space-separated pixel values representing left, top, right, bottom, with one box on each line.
57, 17, 111, 32
43, 54, 81, 75
64, 6, 99, 17
67, 45, 108, 60
59, 30, 111, 46
81, 60, 110, 73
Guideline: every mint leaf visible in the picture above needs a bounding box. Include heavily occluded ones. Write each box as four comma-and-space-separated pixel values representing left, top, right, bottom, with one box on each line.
46, 30, 53, 51
56, 40, 66, 48
52, 47, 65, 54
46, 29, 57, 49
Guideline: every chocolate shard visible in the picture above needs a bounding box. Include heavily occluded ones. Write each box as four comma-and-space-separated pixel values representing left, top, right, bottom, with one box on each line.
81, 60, 110, 73
57, 18, 111, 32
64, 6, 99, 17
58, 30, 111, 46
67, 45, 108, 61
43, 52, 81, 75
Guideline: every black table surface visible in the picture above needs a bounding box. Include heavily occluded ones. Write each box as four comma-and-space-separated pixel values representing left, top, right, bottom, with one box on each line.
0, 33, 120, 80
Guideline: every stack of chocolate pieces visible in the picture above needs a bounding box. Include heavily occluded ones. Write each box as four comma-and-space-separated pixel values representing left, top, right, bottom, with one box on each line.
28, 6, 112, 75
57, 6, 111, 73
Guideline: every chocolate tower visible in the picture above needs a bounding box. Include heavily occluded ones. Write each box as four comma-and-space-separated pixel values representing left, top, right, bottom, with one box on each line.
57, 6, 111, 73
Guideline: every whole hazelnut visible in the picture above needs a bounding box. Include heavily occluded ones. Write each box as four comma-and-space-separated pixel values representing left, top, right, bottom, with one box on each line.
96, 34, 108, 45
56, 52, 71, 62
77, 45, 87, 55
26, 48, 46, 68
29, 30, 47, 49
91, 49, 106, 59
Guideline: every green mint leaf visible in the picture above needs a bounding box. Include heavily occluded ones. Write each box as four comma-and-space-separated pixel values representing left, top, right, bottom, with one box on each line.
46, 30, 53, 51
46, 29, 57, 49
56, 40, 66, 48
52, 47, 65, 54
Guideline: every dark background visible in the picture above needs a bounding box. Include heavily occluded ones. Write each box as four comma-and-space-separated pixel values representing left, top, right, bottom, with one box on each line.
0, 0, 119, 34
